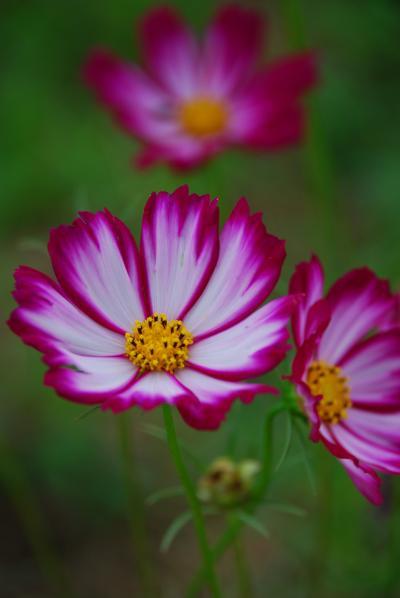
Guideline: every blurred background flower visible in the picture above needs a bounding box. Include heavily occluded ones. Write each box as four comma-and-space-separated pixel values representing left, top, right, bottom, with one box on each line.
84, 5, 316, 170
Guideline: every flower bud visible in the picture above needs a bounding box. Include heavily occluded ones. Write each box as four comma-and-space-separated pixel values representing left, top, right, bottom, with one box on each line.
197, 456, 260, 508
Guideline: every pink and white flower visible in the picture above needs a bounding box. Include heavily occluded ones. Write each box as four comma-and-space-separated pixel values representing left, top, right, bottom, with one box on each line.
83, 5, 317, 170
9, 186, 296, 430
289, 255, 400, 504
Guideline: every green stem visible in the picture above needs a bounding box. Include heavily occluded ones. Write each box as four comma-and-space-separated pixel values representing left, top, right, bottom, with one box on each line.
308, 449, 332, 598
0, 439, 71, 598
280, 0, 337, 264
187, 518, 242, 597
117, 413, 155, 597
257, 404, 286, 498
386, 477, 400, 596
162, 405, 221, 598
232, 518, 253, 598
187, 405, 283, 596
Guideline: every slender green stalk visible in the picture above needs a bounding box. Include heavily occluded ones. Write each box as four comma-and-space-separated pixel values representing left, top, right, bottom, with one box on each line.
0, 439, 71, 598
280, 0, 337, 265
187, 518, 242, 597
117, 413, 155, 597
162, 405, 221, 598
232, 519, 253, 598
385, 477, 400, 596
257, 404, 286, 498
187, 405, 284, 596
308, 449, 332, 598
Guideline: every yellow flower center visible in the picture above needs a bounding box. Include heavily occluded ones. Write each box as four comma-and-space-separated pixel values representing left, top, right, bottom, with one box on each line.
307, 360, 352, 425
125, 313, 193, 374
180, 97, 227, 137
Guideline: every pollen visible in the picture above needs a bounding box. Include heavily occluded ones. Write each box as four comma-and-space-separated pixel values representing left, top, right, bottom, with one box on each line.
180, 97, 227, 137
125, 313, 194, 374
307, 360, 352, 425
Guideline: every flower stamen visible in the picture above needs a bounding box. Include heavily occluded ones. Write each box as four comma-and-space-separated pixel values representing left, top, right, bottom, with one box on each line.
307, 360, 352, 425
180, 97, 227, 137
125, 313, 193, 374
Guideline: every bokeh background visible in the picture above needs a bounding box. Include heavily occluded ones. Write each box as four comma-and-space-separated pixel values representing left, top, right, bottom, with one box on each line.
2, 0, 400, 596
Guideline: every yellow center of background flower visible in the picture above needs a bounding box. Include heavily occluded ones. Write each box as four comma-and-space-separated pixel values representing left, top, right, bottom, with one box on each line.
180, 97, 227, 137
125, 313, 193, 374
307, 360, 352, 425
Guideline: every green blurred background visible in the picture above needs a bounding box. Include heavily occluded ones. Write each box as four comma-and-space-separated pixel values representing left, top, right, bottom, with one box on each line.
1, 0, 400, 596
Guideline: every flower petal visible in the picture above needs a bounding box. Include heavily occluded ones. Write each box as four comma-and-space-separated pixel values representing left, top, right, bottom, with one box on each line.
234, 101, 305, 149
102, 371, 190, 413
189, 296, 296, 381
295, 381, 321, 442
382, 292, 400, 330
45, 355, 136, 404
135, 136, 216, 171
84, 50, 214, 166
176, 397, 232, 431
202, 5, 264, 95
329, 423, 400, 474
229, 53, 317, 146
140, 7, 198, 98
250, 53, 317, 100
340, 459, 383, 505
175, 368, 276, 430
289, 255, 325, 346
341, 331, 400, 408
346, 408, 400, 448
140, 186, 219, 319
185, 198, 285, 339
83, 49, 172, 139
8, 266, 124, 361
318, 269, 395, 365
49, 210, 147, 333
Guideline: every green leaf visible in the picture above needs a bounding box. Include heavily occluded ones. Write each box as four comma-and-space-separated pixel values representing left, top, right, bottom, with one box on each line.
160, 511, 192, 553
276, 453, 304, 473
142, 423, 167, 441
146, 486, 184, 506
293, 419, 317, 495
236, 511, 269, 539
274, 410, 293, 472
262, 501, 307, 517
74, 405, 100, 421
142, 424, 203, 471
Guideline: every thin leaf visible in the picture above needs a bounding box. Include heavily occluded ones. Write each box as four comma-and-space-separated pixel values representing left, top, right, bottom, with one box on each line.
276, 453, 304, 474
293, 418, 317, 495
74, 405, 100, 421
274, 410, 293, 472
236, 511, 269, 539
146, 486, 184, 506
142, 423, 167, 441
160, 511, 192, 553
142, 424, 203, 471
262, 501, 307, 517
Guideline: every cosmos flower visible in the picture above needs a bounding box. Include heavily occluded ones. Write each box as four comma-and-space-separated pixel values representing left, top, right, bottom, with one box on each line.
9, 186, 296, 430
83, 5, 317, 170
289, 255, 400, 504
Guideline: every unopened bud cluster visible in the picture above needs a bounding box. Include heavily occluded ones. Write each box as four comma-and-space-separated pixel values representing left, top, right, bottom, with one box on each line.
197, 457, 260, 508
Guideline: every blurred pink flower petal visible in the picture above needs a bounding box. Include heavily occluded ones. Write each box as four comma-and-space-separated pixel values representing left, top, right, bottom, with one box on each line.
83, 5, 317, 170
